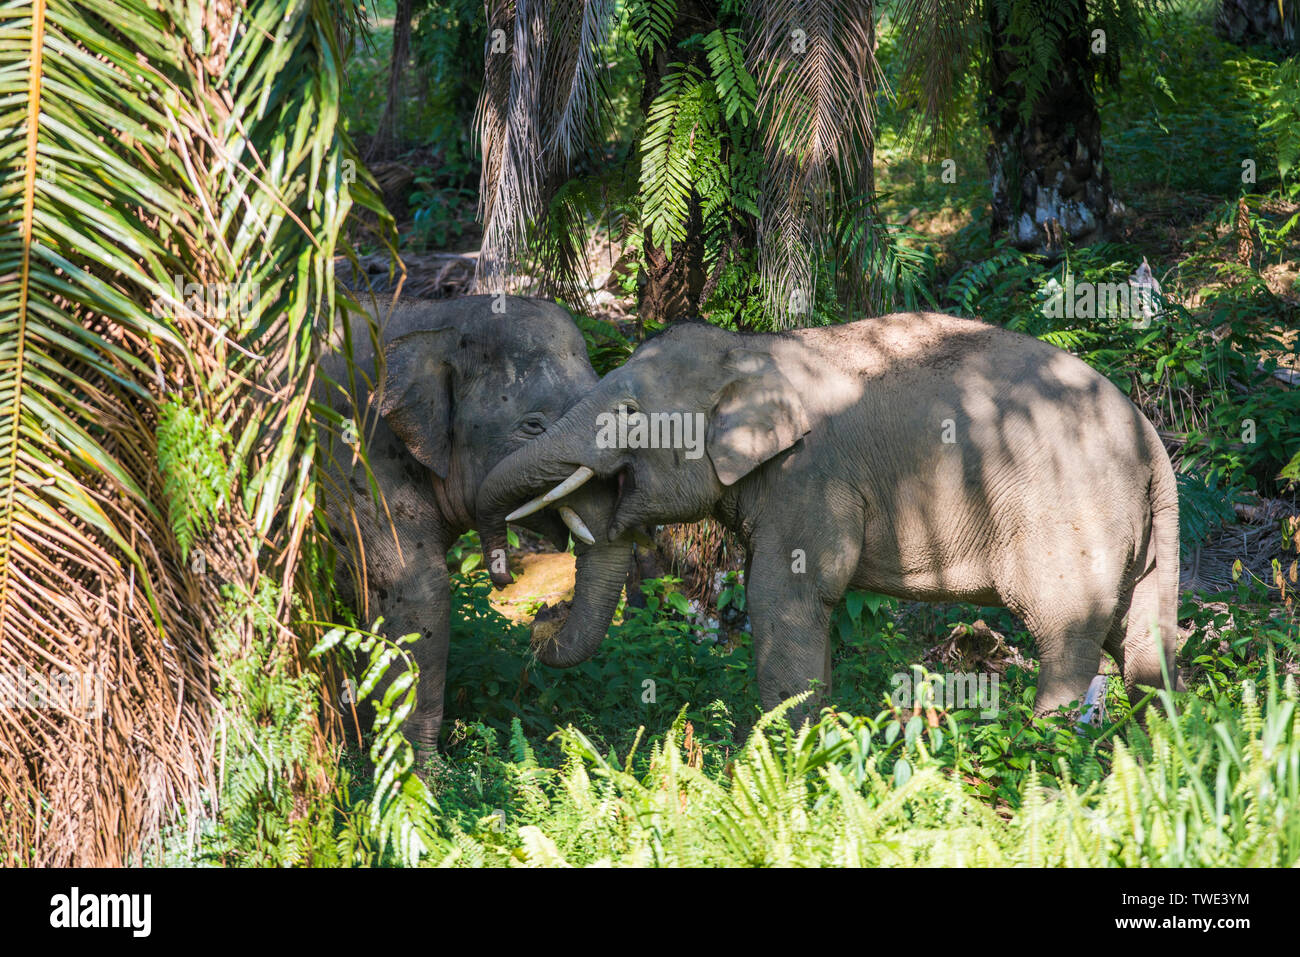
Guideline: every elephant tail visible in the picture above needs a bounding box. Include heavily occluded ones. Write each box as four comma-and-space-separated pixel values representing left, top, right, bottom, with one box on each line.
1148, 427, 1182, 690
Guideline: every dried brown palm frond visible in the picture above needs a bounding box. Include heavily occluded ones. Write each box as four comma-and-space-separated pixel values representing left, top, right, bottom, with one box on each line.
475, 0, 615, 297
656, 519, 743, 605
890, 0, 981, 151
1, 0, 373, 866
748, 0, 883, 325
545, 0, 617, 166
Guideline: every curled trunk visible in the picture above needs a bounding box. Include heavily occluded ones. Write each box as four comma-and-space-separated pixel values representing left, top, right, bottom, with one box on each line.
476, 420, 630, 667
529, 539, 633, 667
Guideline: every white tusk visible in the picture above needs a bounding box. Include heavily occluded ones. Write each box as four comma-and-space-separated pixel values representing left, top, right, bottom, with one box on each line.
557, 506, 595, 545
504, 466, 595, 522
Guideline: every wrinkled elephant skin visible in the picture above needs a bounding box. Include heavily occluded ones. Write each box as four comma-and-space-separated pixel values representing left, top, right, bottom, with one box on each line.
477, 312, 1182, 722
318, 295, 630, 749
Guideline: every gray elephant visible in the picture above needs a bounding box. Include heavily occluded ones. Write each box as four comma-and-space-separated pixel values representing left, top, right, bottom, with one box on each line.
318, 295, 632, 748
475, 312, 1182, 719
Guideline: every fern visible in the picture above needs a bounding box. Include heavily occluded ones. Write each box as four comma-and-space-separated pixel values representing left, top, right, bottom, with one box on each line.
1261, 59, 1300, 199
703, 29, 755, 125
625, 0, 678, 55
311, 620, 446, 866
946, 242, 1037, 317
156, 400, 231, 561
640, 65, 719, 256
445, 672, 1300, 866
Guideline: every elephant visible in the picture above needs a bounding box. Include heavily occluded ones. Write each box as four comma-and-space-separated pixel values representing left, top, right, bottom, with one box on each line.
318, 294, 633, 748
475, 311, 1182, 720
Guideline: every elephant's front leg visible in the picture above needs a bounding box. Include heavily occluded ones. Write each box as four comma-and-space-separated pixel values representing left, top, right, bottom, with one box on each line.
403, 555, 451, 750
745, 509, 863, 725
364, 549, 451, 754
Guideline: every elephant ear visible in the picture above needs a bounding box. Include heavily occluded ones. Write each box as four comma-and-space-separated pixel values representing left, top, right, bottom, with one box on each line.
706, 349, 810, 486
379, 329, 455, 478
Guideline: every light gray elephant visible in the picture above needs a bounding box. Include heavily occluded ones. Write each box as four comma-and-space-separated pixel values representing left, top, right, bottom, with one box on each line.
318, 295, 632, 748
475, 312, 1182, 719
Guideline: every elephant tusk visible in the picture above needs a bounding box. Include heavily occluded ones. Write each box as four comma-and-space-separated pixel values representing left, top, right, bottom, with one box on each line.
504, 466, 595, 521
557, 506, 596, 545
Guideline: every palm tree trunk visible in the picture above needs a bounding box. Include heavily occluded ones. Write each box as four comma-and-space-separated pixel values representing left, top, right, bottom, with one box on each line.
634, 0, 713, 327
370, 0, 415, 160
985, 0, 1117, 253
1217, 0, 1298, 49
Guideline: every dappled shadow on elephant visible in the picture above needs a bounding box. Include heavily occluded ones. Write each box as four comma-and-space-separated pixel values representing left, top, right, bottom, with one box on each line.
476, 312, 1182, 726
316, 294, 631, 751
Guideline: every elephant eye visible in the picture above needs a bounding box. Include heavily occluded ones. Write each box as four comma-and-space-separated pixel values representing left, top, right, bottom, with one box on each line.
517, 415, 547, 437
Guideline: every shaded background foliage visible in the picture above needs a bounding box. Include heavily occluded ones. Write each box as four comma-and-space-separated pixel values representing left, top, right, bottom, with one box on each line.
2, 0, 1298, 867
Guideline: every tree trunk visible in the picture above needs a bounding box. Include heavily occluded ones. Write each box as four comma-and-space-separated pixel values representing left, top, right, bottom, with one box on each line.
369, 0, 415, 161
633, 0, 713, 329
1217, 0, 1298, 50
639, 211, 708, 327
985, 0, 1118, 253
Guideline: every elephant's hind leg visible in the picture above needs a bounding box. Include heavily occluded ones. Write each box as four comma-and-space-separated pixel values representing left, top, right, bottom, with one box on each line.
1006, 548, 1125, 717
1113, 552, 1176, 704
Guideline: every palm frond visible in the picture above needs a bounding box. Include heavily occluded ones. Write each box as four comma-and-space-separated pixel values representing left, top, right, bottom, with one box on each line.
748, 0, 882, 325
546, 0, 617, 166
475, 0, 617, 298
0, 0, 367, 866
890, 0, 981, 149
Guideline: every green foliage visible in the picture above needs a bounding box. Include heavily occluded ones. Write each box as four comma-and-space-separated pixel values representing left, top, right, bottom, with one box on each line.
625, 0, 679, 55
409, 0, 485, 177
405, 172, 477, 251
701, 249, 844, 329
1178, 586, 1299, 699
638, 35, 759, 262
1176, 471, 1240, 558
167, 586, 449, 867
1101, 17, 1287, 195
311, 620, 444, 865
703, 28, 756, 126
1261, 60, 1300, 198
443, 572, 759, 755
156, 400, 231, 561
573, 312, 636, 376
440, 669, 1300, 866
197, 582, 340, 866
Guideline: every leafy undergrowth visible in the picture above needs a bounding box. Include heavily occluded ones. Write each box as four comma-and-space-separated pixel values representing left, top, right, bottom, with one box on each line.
432, 669, 1300, 867
408, 569, 1300, 867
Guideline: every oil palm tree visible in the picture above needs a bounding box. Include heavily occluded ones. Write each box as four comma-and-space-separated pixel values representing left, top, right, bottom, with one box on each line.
0, 0, 374, 865
1218, 0, 1298, 50
473, 0, 1158, 321
475, 0, 888, 326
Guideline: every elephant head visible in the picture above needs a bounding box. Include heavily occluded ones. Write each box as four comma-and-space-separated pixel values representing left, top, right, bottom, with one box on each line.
319, 295, 632, 747
476, 322, 809, 658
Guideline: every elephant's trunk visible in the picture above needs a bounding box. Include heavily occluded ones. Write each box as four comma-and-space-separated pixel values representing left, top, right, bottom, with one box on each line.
529, 537, 632, 667
476, 413, 630, 667
476, 419, 591, 583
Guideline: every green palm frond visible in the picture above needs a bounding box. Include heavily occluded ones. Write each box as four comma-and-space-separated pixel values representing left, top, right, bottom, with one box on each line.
0, 0, 370, 866
891, 0, 980, 146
